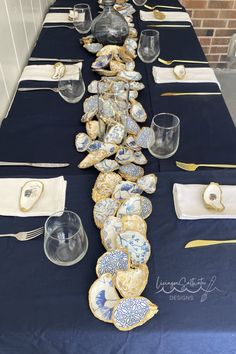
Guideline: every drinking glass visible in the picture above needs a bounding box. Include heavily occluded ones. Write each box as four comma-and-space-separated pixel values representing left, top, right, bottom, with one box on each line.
44, 210, 88, 266
132, 0, 147, 6
58, 68, 85, 103
73, 4, 92, 34
138, 29, 160, 63
148, 113, 180, 159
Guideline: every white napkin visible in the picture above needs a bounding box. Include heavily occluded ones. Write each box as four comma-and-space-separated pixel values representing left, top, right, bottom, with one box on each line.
0, 176, 67, 217
19, 63, 82, 82
44, 12, 72, 23
140, 10, 192, 23
152, 67, 220, 88
173, 183, 236, 220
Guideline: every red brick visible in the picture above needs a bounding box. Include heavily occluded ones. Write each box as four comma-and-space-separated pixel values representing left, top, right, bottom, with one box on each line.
215, 29, 236, 36
182, 0, 208, 9
206, 54, 220, 61
211, 37, 230, 45
199, 37, 211, 45
202, 46, 210, 54
210, 45, 228, 53
202, 19, 227, 27
228, 20, 236, 28
208, 1, 234, 9
219, 10, 236, 18
192, 19, 202, 27
193, 9, 219, 18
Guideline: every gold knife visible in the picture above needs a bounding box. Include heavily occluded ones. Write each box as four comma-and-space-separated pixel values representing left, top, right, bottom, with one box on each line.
148, 24, 191, 28
185, 239, 236, 248
161, 92, 222, 96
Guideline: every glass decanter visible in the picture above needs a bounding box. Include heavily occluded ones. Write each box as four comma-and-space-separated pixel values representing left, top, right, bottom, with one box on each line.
91, 0, 129, 45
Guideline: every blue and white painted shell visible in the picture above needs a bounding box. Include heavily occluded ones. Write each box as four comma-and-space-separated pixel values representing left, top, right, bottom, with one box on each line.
93, 198, 119, 228
115, 147, 134, 165
95, 159, 119, 173
137, 174, 158, 194
133, 151, 147, 165
116, 231, 151, 265
135, 127, 155, 149
121, 115, 140, 135
112, 181, 142, 201
89, 273, 120, 323
84, 43, 103, 54
129, 82, 145, 91
100, 216, 122, 250
112, 297, 158, 330
117, 195, 141, 218
83, 95, 98, 115
118, 163, 144, 182
104, 123, 125, 145
75, 132, 91, 152
118, 70, 142, 81
92, 54, 112, 70
130, 100, 147, 123
96, 249, 130, 277
140, 196, 152, 219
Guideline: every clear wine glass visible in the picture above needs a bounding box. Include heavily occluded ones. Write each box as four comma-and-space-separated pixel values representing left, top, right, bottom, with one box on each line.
138, 29, 160, 63
58, 68, 85, 104
132, 0, 147, 6
73, 4, 92, 34
148, 113, 180, 159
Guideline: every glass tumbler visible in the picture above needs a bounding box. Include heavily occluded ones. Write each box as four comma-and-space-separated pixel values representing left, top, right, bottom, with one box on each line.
58, 68, 85, 104
73, 3, 92, 34
138, 29, 160, 63
148, 113, 180, 159
132, 0, 147, 6
44, 210, 88, 266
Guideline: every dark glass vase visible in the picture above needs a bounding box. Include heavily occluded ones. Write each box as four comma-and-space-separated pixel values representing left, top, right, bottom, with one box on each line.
91, 0, 129, 45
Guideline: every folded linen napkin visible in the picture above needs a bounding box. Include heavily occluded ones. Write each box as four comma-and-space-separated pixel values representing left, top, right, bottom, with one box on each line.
0, 176, 67, 217
140, 10, 192, 23
152, 67, 220, 88
19, 63, 82, 82
173, 183, 236, 220
44, 12, 72, 23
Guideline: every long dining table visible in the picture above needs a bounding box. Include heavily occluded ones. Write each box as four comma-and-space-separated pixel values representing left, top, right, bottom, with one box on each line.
1, 0, 236, 353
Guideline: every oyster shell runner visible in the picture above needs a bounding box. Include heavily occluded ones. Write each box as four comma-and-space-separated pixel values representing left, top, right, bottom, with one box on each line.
76, 0, 159, 331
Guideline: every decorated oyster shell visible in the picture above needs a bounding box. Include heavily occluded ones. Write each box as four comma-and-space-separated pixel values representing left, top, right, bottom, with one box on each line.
96, 249, 130, 277
83, 95, 98, 119
20, 180, 44, 212
128, 28, 138, 38
114, 264, 149, 297
78, 150, 107, 169
129, 90, 138, 100
118, 70, 142, 81
92, 54, 112, 70
89, 273, 120, 323
92, 172, 122, 202
116, 230, 151, 265
124, 38, 138, 50
75, 132, 91, 152
110, 60, 126, 73
100, 216, 122, 250
130, 100, 147, 123
117, 195, 141, 218
137, 174, 158, 194
84, 43, 103, 54
129, 82, 145, 91
112, 297, 158, 331
133, 151, 147, 165
51, 62, 65, 80
203, 182, 225, 211
140, 196, 152, 219
104, 123, 125, 144
94, 198, 120, 229
96, 69, 117, 77
112, 181, 142, 201
125, 61, 135, 71
173, 65, 186, 80
121, 115, 140, 135
95, 159, 119, 173
125, 135, 141, 151
121, 215, 147, 236
119, 163, 144, 182
135, 127, 154, 149
97, 45, 121, 57
87, 140, 104, 152
86, 120, 99, 140
115, 147, 134, 165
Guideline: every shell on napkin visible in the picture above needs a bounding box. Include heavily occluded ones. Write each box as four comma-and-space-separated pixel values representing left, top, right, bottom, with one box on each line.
51, 62, 65, 80
112, 297, 158, 331
19, 180, 44, 212
89, 273, 120, 323
203, 182, 225, 211
114, 264, 149, 298
173, 65, 186, 80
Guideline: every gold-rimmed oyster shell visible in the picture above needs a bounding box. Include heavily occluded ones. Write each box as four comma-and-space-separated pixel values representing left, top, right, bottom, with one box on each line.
121, 215, 147, 236
51, 62, 66, 80
93, 198, 120, 228
110, 60, 126, 73
85, 120, 99, 140
114, 264, 149, 297
203, 182, 225, 211
96, 248, 130, 277
112, 297, 158, 331
92, 172, 122, 202
78, 150, 107, 169
19, 180, 44, 212
173, 65, 186, 80
100, 216, 122, 250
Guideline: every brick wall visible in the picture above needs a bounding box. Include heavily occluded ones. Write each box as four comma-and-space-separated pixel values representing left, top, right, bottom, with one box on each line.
180, 0, 236, 67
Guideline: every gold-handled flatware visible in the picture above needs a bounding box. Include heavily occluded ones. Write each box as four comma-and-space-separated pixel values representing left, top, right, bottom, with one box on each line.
161, 92, 222, 97
144, 4, 183, 10
185, 239, 236, 248
148, 24, 190, 28
158, 57, 208, 65
176, 161, 236, 171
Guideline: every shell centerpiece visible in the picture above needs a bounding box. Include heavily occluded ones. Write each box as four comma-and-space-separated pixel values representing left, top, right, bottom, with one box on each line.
95, 159, 119, 173
130, 100, 147, 123
116, 194, 142, 218
203, 182, 225, 211
96, 249, 130, 277
75, 132, 91, 152
89, 273, 120, 323
119, 163, 144, 182
135, 127, 155, 149
137, 174, 158, 194
86, 120, 99, 140
93, 198, 120, 228
133, 151, 147, 165
92, 172, 122, 202
100, 216, 123, 250
115, 147, 134, 165
112, 181, 142, 201
121, 214, 147, 236
104, 123, 125, 145
140, 196, 153, 219
78, 150, 107, 169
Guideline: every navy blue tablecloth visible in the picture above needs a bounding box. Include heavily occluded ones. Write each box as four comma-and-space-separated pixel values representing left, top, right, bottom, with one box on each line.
0, 171, 236, 353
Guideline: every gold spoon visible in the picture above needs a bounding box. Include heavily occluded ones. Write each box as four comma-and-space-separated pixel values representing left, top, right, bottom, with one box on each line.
145, 4, 183, 10
153, 9, 166, 20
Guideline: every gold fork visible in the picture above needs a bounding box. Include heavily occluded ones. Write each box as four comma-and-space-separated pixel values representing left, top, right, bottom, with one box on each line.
176, 161, 236, 171
158, 57, 208, 65
185, 239, 236, 248
144, 4, 183, 10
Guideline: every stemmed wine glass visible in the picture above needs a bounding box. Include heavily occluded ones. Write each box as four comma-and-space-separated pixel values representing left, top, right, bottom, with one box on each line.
73, 4, 92, 34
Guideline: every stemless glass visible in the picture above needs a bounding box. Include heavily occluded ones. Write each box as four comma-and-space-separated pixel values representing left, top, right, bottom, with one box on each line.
44, 210, 88, 266
132, 0, 147, 6
58, 68, 85, 103
148, 113, 180, 159
73, 4, 92, 34
138, 29, 160, 63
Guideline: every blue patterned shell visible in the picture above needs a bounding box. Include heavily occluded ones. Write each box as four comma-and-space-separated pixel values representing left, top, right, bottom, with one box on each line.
112, 181, 142, 201
96, 249, 129, 277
